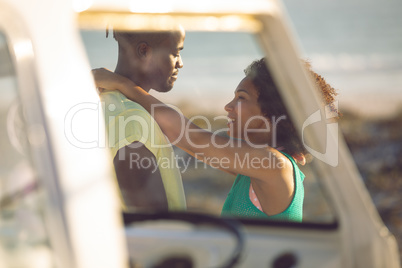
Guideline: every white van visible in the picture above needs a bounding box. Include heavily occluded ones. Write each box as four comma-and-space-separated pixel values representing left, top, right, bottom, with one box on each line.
0, 0, 399, 267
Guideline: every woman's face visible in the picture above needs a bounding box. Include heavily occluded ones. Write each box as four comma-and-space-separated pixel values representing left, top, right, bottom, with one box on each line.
224, 77, 271, 145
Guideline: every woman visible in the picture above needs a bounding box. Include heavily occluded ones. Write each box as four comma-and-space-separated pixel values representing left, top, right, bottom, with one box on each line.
93, 58, 338, 222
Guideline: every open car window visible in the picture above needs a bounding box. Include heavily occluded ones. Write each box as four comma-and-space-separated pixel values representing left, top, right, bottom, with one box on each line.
79, 18, 337, 226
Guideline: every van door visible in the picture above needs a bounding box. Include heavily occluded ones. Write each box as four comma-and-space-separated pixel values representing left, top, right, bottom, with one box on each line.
0, 2, 128, 267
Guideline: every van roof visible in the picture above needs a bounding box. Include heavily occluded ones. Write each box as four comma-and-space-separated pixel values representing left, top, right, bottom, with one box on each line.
79, 0, 278, 15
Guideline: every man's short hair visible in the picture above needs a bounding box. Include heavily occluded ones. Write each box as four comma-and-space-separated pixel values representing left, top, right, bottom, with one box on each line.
112, 30, 172, 48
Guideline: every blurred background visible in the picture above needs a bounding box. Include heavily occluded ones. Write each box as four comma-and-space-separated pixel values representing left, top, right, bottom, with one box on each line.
282, 0, 402, 259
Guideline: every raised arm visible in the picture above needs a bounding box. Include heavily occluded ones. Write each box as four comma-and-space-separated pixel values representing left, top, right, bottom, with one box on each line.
92, 68, 292, 182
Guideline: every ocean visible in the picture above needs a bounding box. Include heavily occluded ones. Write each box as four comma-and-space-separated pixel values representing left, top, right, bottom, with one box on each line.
1, 0, 401, 118
78, 0, 402, 118
283, 0, 402, 117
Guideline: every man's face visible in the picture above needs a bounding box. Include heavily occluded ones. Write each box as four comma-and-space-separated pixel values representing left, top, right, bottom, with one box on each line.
146, 28, 185, 93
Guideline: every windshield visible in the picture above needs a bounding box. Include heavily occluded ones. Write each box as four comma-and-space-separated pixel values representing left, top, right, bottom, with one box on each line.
79, 15, 337, 226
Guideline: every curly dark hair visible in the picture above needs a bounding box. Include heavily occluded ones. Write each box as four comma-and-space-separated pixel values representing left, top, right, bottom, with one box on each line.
244, 58, 339, 156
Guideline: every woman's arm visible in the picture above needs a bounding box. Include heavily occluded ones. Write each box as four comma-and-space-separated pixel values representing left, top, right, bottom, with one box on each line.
92, 68, 292, 181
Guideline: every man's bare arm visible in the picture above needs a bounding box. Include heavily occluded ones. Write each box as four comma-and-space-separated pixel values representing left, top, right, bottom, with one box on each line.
113, 141, 168, 210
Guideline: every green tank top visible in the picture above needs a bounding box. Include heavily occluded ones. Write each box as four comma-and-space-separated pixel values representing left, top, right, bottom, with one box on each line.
221, 152, 304, 222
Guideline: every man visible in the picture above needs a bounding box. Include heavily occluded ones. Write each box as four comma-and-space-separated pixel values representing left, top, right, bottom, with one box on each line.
98, 26, 186, 211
